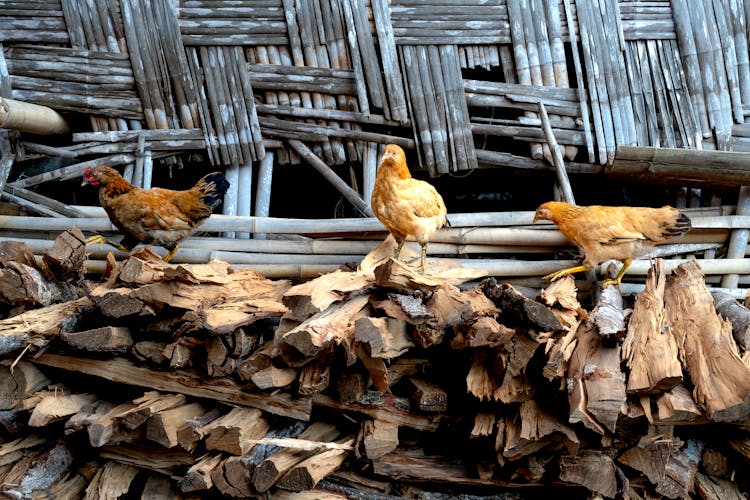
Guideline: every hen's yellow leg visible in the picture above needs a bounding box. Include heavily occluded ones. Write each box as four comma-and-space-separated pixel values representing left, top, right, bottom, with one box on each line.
163, 245, 179, 263
544, 265, 590, 281
394, 238, 405, 260
419, 243, 428, 274
601, 258, 632, 288
85, 235, 129, 253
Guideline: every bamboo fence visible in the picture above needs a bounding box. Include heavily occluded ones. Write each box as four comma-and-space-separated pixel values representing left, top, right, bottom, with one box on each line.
1, 0, 750, 290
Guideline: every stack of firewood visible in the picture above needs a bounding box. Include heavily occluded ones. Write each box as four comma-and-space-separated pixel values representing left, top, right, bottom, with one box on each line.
0, 229, 749, 499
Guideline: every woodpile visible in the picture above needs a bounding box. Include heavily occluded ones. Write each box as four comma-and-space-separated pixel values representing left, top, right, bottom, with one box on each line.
1, 229, 750, 498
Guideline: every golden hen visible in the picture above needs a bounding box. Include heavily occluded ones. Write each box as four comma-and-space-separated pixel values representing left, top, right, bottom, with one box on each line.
82, 166, 229, 262
533, 201, 691, 287
371, 144, 448, 272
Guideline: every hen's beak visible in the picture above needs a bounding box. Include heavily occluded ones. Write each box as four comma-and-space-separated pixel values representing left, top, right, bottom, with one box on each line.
533, 212, 540, 223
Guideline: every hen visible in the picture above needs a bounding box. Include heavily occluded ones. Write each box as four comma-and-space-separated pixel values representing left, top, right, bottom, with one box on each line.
371, 144, 448, 272
533, 201, 691, 287
82, 166, 229, 262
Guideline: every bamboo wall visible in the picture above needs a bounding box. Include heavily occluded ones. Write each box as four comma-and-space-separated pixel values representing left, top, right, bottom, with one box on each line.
2, 0, 750, 289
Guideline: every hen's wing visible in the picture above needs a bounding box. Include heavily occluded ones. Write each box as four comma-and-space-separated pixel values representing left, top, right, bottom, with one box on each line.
108, 190, 193, 235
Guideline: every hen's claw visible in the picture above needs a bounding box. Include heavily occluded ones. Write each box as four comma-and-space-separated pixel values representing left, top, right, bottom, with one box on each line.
85, 235, 129, 253
543, 265, 590, 281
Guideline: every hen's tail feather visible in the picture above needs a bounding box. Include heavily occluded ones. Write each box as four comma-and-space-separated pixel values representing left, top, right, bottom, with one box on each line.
662, 212, 691, 238
195, 172, 230, 209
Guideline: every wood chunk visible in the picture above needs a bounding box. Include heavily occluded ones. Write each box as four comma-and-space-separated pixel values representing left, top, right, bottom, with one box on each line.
205, 336, 235, 377
701, 447, 730, 478
176, 408, 224, 452
543, 326, 578, 381
146, 402, 206, 448
559, 450, 618, 498
32, 353, 312, 420
372, 448, 505, 486
141, 473, 186, 499
204, 407, 272, 456
591, 285, 626, 338
0, 434, 47, 464
83, 461, 139, 500
712, 290, 750, 350
277, 294, 370, 366
619, 436, 704, 499
538, 275, 581, 312
409, 378, 447, 412
355, 343, 390, 392
355, 316, 413, 358
482, 279, 562, 331
451, 316, 514, 350
371, 292, 432, 323
88, 401, 139, 447
119, 392, 187, 430
298, 350, 332, 396
336, 371, 369, 405
65, 400, 117, 435
252, 421, 341, 492
3, 443, 73, 498
251, 365, 298, 390
0, 241, 37, 268
28, 392, 96, 427
568, 319, 626, 434
622, 260, 682, 394
502, 400, 578, 461
276, 436, 355, 492
179, 453, 223, 492
363, 419, 399, 459
164, 337, 202, 369
655, 385, 701, 423
99, 442, 196, 475
0, 360, 51, 410
411, 323, 445, 348
423, 285, 475, 330
665, 260, 750, 421
695, 472, 744, 500
466, 350, 501, 402
0, 297, 94, 355
236, 339, 275, 382
60, 326, 133, 353
470, 412, 496, 438
0, 260, 79, 307
387, 358, 427, 387
42, 227, 86, 282
497, 331, 541, 403
132, 340, 169, 364
282, 270, 373, 321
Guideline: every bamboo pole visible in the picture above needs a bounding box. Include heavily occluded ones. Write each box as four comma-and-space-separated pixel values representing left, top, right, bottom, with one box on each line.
254, 151, 274, 240
722, 186, 750, 288
538, 102, 575, 205
0, 97, 69, 134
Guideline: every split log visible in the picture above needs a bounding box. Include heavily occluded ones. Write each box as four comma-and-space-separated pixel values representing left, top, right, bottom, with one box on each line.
119, 392, 187, 430
179, 453, 223, 492
0, 240, 37, 268
251, 365, 298, 390
497, 331, 541, 403
252, 421, 341, 492
363, 419, 399, 459
559, 451, 618, 498
32, 353, 313, 420
276, 294, 370, 366
65, 400, 118, 436
146, 402, 207, 448
501, 400, 578, 461
27, 392, 96, 427
481, 279, 562, 331
98, 443, 196, 475
622, 259, 682, 395
41, 227, 86, 282
0, 296, 94, 355
83, 461, 139, 500
88, 401, 141, 447
0, 360, 51, 410
60, 326, 133, 354
282, 269, 373, 321
276, 436, 355, 491
465, 350, 501, 401
619, 436, 704, 499
203, 407, 272, 456
655, 385, 702, 423
298, 349, 333, 396
409, 378, 447, 412
664, 260, 750, 421
176, 408, 223, 452
205, 336, 235, 377
335, 370, 369, 404
470, 412, 496, 438
695, 472, 745, 500
712, 289, 750, 350
314, 392, 441, 432
590, 285, 627, 339
0, 259, 79, 307
354, 316, 414, 359
3, 443, 73, 498
567, 318, 626, 434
